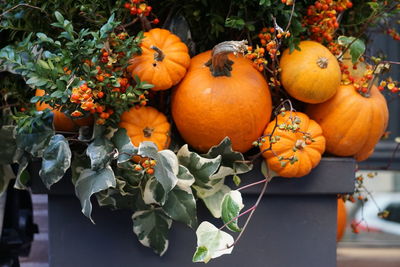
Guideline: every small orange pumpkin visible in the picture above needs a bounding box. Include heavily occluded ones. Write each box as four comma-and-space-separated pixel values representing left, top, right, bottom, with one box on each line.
280, 41, 341, 104
119, 106, 171, 150
35, 89, 93, 132
306, 84, 388, 161
337, 198, 347, 242
260, 112, 325, 178
127, 28, 190, 91
172, 40, 272, 153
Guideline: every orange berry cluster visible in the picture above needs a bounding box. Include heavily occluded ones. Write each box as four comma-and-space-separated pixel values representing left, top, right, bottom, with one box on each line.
281, 0, 294, 5
123, 0, 159, 24
304, 0, 353, 43
387, 28, 400, 41
246, 27, 290, 72
134, 159, 157, 175
340, 62, 375, 94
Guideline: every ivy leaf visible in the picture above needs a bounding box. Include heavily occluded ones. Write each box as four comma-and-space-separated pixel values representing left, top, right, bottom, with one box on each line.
177, 144, 221, 189
192, 221, 234, 263
138, 142, 178, 193
0, 126, 17, 165
86, 137, 115, 171
176, 165, 195, 189
163, 185, 197, 229
338, 36, 366, 63
132, 209, 172, 256
221, 190, 244, 232
14, 153, 30, 190
143, 176, 167, 205
71, 152, 91, 185
97, 179, 143, 210
0, 165, 15, 196
39, 135, 71, 189
75, 166, 116, 223
198, 184, 231, 218
111, 128, 138, 164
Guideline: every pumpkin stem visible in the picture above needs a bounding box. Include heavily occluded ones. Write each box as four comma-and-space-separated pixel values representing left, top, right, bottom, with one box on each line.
150, 45, 165, 62
205, 40, 248, 77
143, 126, 154, 137
316, 57, 329, 69
295, 139, 306, 150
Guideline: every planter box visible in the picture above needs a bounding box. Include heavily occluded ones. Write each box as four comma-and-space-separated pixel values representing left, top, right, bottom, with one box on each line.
30, 157, 355, 267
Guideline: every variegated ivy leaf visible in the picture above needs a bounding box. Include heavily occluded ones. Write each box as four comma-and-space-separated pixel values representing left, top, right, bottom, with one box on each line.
0, 165, 15, 196
221, 190, 244, 232
176, 165, 195, 189
177, 144, 221, 189
75, 166, 116, 223
71, 152, 91, 185
39, 135, 71, 189
14, 152, 30, 190
111, 128, 138, 164
132, 209, 172, 256
138, 142, 178, 193
198, 183, 231, 218
192, 221, 234, 263
86, 136, 115, 171
143, 176, 166, 205
203, 137, 252, 176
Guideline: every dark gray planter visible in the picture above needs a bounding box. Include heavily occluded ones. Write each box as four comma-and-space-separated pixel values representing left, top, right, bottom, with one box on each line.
30, 157, 355, 267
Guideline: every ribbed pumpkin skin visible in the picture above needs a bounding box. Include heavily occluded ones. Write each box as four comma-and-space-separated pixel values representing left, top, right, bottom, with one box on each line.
35, 89, 93, 132
337, 198, 347, 242
127, 28, 190, 91
280, 41, 341, 104
306, 85, 388, 161
260, 112, 325, 178
119, 106, 171, 150
171, 52, 272, 153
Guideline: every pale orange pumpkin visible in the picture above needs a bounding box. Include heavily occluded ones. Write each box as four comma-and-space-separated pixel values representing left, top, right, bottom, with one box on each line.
306, 84, 388, 161
127, 28, 190, 91
171, 40, 272, 153
35, 89, 92, 132
280, 41, 341, 104
337, 198, 347, 242
119, 106, 170, 150
260, 112, 326, 178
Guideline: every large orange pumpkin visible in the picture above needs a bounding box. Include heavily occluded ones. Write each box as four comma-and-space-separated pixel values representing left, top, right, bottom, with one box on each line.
337, 198, 347, 242
171, 40, 272, 153
119, 106, 170, 150
35, 89, 93, 132
260, 112, 325, 178
127, 28, 190, 91
306, 84, 388, 161
280, 41, 341, 104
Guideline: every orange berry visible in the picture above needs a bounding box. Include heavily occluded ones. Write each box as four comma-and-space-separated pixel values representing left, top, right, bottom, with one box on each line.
146, 168, 154, 175
96, 118, 105, 125
100, 112, 110, 119
71, 110, 83, 117
97, 91, 104, 98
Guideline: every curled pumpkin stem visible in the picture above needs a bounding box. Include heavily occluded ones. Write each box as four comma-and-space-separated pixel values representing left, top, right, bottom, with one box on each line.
150, 45, 165, 61
205, 40, 248, 77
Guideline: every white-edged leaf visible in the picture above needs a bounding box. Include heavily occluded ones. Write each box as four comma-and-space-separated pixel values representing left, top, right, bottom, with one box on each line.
163, 185, 197, 229
75, 166, 116, 223
193, 221, 234, 263
132, 209, 172, 256
143, 176, 166, 205
39, 135, 71, 189
0, 165, 15, 196
111, 128, 138, 163
86, 137, 115, 171
221, 190, 244, 232
198, 184, 231, 218
0, 126, 17, 165
14, 153, 30, 190
176, 165, 195, 189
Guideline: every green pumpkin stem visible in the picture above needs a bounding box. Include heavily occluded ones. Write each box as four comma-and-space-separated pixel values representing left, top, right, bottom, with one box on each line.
205, 40, 248, 77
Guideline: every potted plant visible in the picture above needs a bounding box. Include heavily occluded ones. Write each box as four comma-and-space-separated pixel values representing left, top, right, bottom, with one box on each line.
0, 0, 398, 266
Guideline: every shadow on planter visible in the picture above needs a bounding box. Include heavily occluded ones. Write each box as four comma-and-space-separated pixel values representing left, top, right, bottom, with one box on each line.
29, 157, 355, 267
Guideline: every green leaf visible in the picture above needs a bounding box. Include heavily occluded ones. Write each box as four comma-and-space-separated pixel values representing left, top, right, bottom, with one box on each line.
198, 184, 231, 218
0, 165, 15, 196
163, 185, 197, 229
132, 209, 172, 256
176, 165, 195, 189
99, 14, 118, 39
143, 176, 167, 205
139, 142, 178, 193
111, 128, 138, 164
54, 11, 65, 24
86, 137, 115, 171
0, 126, 17, 165
71, 152, 91, 185
14, 154, 30, 190
75, 166, 116, 223
221, 190, 244, 232
39, 135, 71, 189
259, 0, 271, 6
338, 36, 366, 63
177, 144, 221, 189
193, 221, 234, 263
